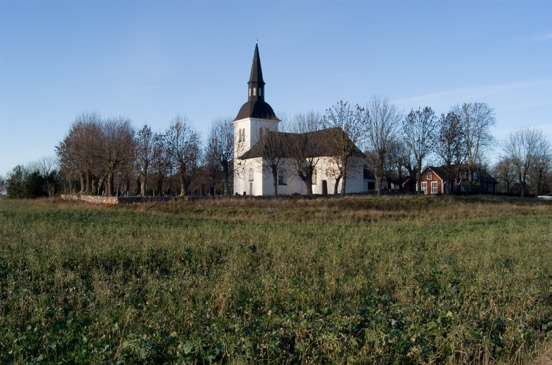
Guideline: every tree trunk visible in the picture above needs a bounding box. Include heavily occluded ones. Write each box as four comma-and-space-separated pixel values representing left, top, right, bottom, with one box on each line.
97, 176, 105, 196
222, 162, 230, 196
304, 175, 313, 196
178, 161, 186, 196
106, 172, 114, 196
156, 175, 164, 196
341, 169, 347, 195
520, 182, 526, 198
415, 165, 422, 194
376, 158, 385, 194
179, 175, 186, 196
272, 167, 278, 196
86, 171, 93, 194
79, 173, 85, 194
397, 166, 403, 192
334, 176, 342, 195
374, 173, 384, 195
140, 176, 147, 196
184, 179, 192, 196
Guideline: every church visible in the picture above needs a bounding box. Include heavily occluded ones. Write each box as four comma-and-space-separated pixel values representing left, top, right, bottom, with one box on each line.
233, 44, 366, 196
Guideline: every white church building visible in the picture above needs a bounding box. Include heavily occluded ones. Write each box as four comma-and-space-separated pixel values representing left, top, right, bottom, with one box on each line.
233, 44, 366, 196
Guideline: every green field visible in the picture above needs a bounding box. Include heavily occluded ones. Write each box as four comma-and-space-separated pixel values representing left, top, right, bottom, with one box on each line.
0, 196, 550, 364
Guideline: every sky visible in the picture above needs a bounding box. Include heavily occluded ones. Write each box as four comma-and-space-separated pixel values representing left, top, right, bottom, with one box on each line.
1, 0, 551, 178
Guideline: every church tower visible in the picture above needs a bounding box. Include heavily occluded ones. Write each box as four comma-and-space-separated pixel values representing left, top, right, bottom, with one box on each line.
233, 43, 279, 195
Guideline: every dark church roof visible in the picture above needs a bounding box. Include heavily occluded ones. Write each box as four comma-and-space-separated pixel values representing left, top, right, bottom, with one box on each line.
234, 43, 279, 121
235, 100, 278, 121
239, 127, 365, 160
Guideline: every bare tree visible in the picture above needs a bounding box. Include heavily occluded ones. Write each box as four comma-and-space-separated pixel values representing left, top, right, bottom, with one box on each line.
57, 112, 136, 196
205, 118, 234, 195
402, 107, 438, 193
56, 112, 102, 194
150, 132, 170, 196
36, 156, 59, 197
263, 132, 287, 196
97, 118, 135, 196
436, 111, 465, 167
452, 102, 495, 184
135, 124, 154, 196
385, 139, 410, 191
435, 111, 466, 192
531, 150, 551, 196
493, 158, 517, 194
56, 138, 77, 194
322, 101, 368, 194
502, 128, 550, 197
290, 111, 323, 134
288, 112, 324, 195
166, 116, 201, 196
365, 96, 402, 194
291, 141, 317, 195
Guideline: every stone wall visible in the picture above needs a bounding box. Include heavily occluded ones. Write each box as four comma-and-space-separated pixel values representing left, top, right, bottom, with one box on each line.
61, 194, 119, 205
60, 194, 173, 205
118, 196, 174, 204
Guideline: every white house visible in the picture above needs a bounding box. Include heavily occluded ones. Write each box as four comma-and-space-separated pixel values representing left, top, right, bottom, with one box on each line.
233, 44, 366, 196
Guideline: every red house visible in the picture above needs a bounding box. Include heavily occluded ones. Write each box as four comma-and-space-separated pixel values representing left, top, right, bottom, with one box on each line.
419, 165, 498, 195
419, 167, 449, 195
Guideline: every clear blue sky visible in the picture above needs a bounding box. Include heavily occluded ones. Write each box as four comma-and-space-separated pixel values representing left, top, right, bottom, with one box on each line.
1, 0, 551, 178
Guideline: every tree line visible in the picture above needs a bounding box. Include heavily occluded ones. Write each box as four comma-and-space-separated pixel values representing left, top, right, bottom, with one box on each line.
1, 98, 550, 198
285, 98, 505, 195
52, 112, 232, 198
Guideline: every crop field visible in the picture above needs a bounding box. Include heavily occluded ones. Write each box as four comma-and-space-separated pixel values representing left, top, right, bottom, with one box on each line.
0, 196, 550, 364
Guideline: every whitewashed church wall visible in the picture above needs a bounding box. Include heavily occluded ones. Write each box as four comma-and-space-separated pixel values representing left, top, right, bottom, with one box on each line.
311, 157, 340, 195
235, 156, 366, 196
344, 159, 365, 193
260, 159, 304, 196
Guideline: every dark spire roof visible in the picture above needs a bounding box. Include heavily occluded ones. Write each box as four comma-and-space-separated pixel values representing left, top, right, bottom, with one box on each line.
249, 42, 264, 90
234, 43, 279, 121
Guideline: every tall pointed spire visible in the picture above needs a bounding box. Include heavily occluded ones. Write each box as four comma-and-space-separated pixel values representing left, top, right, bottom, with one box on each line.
248, 42, 265, 102
234, 43, 278, 121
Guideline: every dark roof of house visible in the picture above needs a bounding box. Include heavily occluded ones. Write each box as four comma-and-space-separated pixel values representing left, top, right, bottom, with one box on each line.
234, 43, 278, 121
239, 127, 365, 160
426, 166, 452, 181
478, 172, 498, 185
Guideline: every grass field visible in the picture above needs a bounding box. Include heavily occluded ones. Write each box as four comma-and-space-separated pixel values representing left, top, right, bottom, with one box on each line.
0, 196, 550, 364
